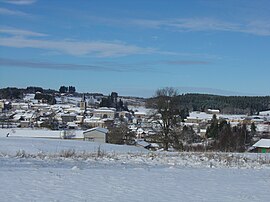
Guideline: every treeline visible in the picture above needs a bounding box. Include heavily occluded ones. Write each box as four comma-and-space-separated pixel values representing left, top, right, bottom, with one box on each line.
147, 93, 270, 115
59, 86, 76, 94
0, 87, 59, 99
100, 92, 128, 111
206, 114, 255, 152
0, 87, 24, 99
34, 93, 56, 105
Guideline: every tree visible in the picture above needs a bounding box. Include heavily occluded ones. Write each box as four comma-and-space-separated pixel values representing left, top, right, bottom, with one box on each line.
150, 87, 180, 151
68, 86, 76, 94
214, 122, 249, 152
59, 86, 68, 93
179, 107, 189, 121
217, 121, 233, 151
232, 124, 247, 152
171, 125, 200, 151
206, 114, 219, 139
34, 93, 56, 105
107, 124, 135, 145
250, 122, 256, 137
100, 97, 111, 108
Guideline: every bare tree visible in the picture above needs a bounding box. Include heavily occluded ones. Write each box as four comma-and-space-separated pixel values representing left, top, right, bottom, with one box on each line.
108, 124, 135, 145
151, 87, 180, 150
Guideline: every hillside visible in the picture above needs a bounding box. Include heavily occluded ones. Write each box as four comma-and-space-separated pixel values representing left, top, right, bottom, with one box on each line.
147, 93, 270, 115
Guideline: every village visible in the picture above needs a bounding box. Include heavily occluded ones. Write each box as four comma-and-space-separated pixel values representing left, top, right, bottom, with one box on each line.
0, 91, 270, 153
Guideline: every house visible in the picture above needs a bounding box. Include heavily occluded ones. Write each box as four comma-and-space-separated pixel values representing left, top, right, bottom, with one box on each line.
251, 139, 270, 153
135, 139, 151, 149
259, 110, 270, 116
61, 113, 77, 123
92, 107, 116, 119
199, 128, 207, 138
0, 100, 5, 112
66, 122, 78, 130
84, 117, 110, 128
134, 111, 147, 124
20, 121, 30, 128
207, 109, 220, 114
134, 111, 146, 119
135, 139, 159, 150
83, 127, 108, 143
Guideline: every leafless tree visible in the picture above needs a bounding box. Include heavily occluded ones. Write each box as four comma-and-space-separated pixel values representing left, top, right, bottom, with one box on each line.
151, 87, 180, 150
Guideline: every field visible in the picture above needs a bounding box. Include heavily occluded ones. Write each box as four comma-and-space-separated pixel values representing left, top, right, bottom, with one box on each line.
0, 136, 270, 202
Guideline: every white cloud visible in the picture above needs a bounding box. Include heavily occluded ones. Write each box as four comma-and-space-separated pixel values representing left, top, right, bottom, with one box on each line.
0, 27, 219, 58
80, 14, 270, 36
0, 58, 158, 73
1, 0, 36, 5
119, 17, 270, 36
242, 20, 270, 36
0, 32, 154, 57
0, 27, 47, 37
165, 18, 239, 32
0, 7, 28, 16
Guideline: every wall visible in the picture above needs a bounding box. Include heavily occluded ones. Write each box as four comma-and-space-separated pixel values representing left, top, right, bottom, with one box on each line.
84, 130, 107, 143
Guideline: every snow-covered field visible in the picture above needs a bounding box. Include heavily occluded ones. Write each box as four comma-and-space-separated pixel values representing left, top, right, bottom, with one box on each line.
1, 136, 270, 202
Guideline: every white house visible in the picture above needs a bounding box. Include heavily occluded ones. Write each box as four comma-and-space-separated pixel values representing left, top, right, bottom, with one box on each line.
92, 107, 116, 119
259, 110, 270, 116
0, 100, 4, 112
83, 127, 108, 143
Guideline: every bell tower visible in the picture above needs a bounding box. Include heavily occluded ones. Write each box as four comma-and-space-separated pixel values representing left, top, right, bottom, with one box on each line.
80, 94, 87, 112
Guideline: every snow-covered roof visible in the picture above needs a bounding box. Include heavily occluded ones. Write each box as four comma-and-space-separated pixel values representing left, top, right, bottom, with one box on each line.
207, 109, 220, 113
188, 112, 212, 120
187, 111, 246, 121
93, 107, 116, 113
137, 128, 144, 133
83, 127, 108, 134
254, 124, 270, 132
61, 113, 77, 117
253, 139, 270, 148
259, 110, 270, 116
134, 111, 146, 115
67, 122, 78, 127
135, 139, 151, 147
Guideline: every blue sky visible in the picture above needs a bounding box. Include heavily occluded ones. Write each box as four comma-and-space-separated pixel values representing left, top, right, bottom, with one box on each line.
0, 0, 270, 97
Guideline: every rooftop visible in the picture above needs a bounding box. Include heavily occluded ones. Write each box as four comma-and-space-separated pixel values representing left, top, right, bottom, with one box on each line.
253, 139, 270, 148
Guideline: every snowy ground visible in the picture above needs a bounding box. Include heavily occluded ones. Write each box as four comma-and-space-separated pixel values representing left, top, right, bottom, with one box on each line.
1, 137, 270, 202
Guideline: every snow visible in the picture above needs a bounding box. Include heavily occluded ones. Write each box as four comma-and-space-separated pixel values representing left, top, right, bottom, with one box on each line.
187, 111, 246, 122
255, 124, 270, 132
129, 106, 154, 114
1, 162, 269, 202
0, 128, 62, 139
253, 139, 270, 148
259, 110, 270, 116
84, 127, 108, 134
0, 136, 147, 155
0, 137, 270, 201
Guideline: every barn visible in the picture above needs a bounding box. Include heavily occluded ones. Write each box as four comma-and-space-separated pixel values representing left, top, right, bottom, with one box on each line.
251, 139, 270, 153
83, 127, 108, 143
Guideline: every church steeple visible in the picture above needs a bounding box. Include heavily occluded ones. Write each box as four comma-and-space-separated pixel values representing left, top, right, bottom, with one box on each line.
80, 94, 87, 111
